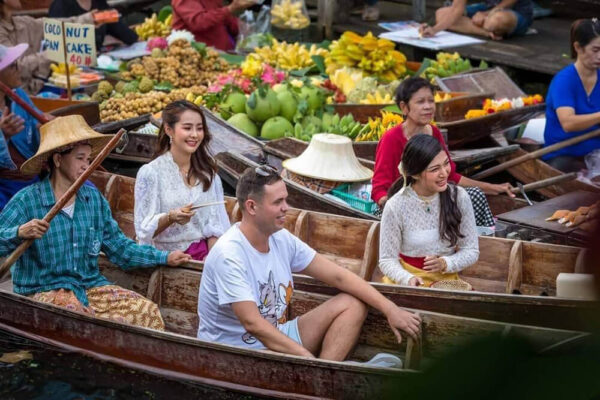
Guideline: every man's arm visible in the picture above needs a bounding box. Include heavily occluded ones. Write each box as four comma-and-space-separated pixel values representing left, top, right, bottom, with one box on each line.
302, 254, 421, 341
231, 301, 314, 357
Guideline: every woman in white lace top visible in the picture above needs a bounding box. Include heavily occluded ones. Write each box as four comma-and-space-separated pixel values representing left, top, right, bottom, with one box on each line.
379, 134, 479, 287
134, 100, 230, 259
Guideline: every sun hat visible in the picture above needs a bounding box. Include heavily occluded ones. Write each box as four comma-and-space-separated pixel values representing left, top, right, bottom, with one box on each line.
282, 134, 373, 182
0, 43, 28, 72
20, 115, 114, 175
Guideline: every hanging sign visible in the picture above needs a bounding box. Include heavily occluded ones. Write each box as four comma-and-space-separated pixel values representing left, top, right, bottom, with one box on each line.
43, 18, 97, 67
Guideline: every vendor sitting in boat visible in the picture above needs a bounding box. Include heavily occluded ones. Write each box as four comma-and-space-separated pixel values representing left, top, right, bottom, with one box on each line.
378, 134, 479, 287
372, 77, 514, 227
542, 18, 600, 173
134, 100, 230, 261
0, 43, 55, 211
0, 115, 192, 330
419, 0, 533, 40
197, 165, 421, 362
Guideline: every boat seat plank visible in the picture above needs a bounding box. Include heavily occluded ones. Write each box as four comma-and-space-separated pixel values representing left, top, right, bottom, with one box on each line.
458, 237, 512, 282
457, 276, 507, 294
506, 241, 523, 294
521, 242, 579, 292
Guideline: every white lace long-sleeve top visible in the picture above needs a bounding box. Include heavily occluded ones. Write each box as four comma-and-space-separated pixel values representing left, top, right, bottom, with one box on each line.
379, 185, 479, 285
134, 152, 231, 252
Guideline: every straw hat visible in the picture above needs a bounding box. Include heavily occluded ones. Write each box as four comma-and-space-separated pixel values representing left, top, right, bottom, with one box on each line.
282, 134, 373, 182
21, 115, 114, 175
0, 43, 28, 71
430, 279, 473, 291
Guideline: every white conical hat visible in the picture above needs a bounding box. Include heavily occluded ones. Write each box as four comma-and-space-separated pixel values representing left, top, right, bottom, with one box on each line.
282, 134, 373, 182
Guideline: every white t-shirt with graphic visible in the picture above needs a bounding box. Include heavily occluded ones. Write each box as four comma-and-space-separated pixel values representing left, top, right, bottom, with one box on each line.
196, 223, 316, 349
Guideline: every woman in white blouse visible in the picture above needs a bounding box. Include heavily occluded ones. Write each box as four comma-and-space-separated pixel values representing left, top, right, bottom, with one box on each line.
134, 100, 230, 260
379, 134, 479, 287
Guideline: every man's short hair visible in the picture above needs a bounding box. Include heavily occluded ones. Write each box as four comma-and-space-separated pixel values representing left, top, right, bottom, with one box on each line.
236, 164, 283, 212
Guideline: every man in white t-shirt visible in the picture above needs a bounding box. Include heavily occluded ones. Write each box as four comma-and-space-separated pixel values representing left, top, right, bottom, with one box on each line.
197, 165, 421, 360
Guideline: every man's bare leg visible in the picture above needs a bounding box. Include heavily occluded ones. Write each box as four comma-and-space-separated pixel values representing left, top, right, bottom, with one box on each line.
297, 293, 368, 361
435, 6, 493, 38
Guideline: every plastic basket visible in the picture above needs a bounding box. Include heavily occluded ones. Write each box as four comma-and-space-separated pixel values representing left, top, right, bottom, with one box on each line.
331, 183, 378, 214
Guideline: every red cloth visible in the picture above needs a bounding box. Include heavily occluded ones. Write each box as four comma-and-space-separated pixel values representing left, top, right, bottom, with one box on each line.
399, 253, 425, 269
371, 124, 462, 203
172, 0, 239, 51
184, 239, 209, 261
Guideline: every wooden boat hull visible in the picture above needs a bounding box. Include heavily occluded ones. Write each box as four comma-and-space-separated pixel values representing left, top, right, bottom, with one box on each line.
0, 265, 585, 399
32, 97, 101, 126
491, 133, 600, 198
88, 171, 595, 331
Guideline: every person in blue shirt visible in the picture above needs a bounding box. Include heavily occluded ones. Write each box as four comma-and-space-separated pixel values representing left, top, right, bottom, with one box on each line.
0, 43, 54, 210
543, 19, 600, 173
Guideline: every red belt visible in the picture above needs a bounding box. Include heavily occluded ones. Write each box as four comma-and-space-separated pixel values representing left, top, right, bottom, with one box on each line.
399, 253, 425, 269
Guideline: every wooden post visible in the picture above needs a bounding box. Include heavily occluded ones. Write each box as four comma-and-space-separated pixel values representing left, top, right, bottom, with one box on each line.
506, 240, 523, 294
405, 312, 422, 370
472, 128, 600, 180
412, 0, 426, 22
61, 21, 72, 101
0, 129, 125, 275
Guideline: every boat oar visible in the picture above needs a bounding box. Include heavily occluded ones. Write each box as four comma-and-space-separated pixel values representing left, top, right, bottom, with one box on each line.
472, 128, 600, 180
0, 81, 49, 124
0, 129, 126, 276
509, 173, 578, 196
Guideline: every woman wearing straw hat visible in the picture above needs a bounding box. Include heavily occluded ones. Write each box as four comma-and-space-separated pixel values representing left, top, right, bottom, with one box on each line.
134, 100, 230, 261
372, 77, 514, 227
0, 43, 55, 211
0, 115, 192, 330
379, 134, 479, 287
0, 0, 96, 94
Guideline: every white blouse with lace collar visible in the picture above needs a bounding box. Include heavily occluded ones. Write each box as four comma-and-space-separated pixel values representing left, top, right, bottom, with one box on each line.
378, 185, 479, 285
134, 152, 230, 252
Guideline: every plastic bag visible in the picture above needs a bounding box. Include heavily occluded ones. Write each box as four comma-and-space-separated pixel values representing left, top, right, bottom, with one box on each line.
585, 149, 600, 180
236, 6, 273, 54
271, 0, 310, 30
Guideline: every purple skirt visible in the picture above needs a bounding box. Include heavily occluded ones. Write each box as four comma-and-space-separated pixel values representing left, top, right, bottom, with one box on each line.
184, 239, 209, 261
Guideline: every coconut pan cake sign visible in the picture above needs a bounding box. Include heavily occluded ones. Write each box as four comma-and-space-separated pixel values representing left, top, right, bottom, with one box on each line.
42, 18, 97, 67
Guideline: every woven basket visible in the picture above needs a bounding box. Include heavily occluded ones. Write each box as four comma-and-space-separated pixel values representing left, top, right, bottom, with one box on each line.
430, 279, 473, 291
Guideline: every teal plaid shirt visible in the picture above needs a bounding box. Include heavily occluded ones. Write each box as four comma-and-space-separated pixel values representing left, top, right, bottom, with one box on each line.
0, 178, 169, 305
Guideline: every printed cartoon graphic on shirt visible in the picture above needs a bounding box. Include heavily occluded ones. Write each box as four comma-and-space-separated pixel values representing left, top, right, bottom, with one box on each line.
241, 271, 293, 344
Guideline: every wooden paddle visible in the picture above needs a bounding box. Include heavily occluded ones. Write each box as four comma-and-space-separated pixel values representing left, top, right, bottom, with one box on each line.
189, 201, 226, 211
0, 129, 126, 276
472, 128, 600, 180
0, 81, 49, 124
509, 173, 578, 194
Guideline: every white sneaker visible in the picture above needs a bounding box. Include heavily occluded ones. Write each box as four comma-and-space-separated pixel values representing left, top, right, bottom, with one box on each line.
349, 352, 403, 369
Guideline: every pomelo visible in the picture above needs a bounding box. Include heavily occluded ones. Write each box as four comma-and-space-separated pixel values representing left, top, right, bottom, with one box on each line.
261, 116, 294, 140
299, 86, 324, 112
246, 89, 280, 123
219, 92, 247, 119
227, 113, 259, 137
277, 90, 298, 122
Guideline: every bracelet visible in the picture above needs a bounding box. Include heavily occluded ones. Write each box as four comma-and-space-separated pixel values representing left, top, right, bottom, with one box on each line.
167, 211, 173, 224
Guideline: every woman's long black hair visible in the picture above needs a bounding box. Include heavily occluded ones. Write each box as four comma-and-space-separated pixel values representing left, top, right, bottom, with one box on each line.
387, 134, 464, 247
156, 100, 217, 191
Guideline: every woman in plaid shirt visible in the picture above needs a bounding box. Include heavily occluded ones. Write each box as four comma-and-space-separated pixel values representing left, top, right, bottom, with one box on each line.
0, 116, 191, 330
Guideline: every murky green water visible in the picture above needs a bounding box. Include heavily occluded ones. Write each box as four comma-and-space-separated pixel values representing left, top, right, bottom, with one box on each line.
0, 330, 260, 400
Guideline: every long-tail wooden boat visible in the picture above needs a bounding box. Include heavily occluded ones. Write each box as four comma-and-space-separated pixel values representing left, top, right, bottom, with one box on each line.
87, 171, 597, 331
490, 132, 600, 198
220, 145, 529, 219
0, 264, 585, 399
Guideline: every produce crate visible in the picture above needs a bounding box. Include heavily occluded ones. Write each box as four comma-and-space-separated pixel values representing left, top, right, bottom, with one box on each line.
331, 183, 378, 215
271, 25, 309, 43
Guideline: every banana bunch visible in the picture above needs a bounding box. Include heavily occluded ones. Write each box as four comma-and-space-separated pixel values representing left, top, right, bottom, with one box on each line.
250, 40, 329, 70
325, 31, 407, 81
434, 92, 452, 102
164, 14, 173, 27
135, 13, 171, 40
355, 111, 404, 142
271, 0, 310, 29
359, 91, 394, 104
50, 63, 80, 75
421, 52, 475, 81
185, 92, 204, 106
327, 114, 365, 139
